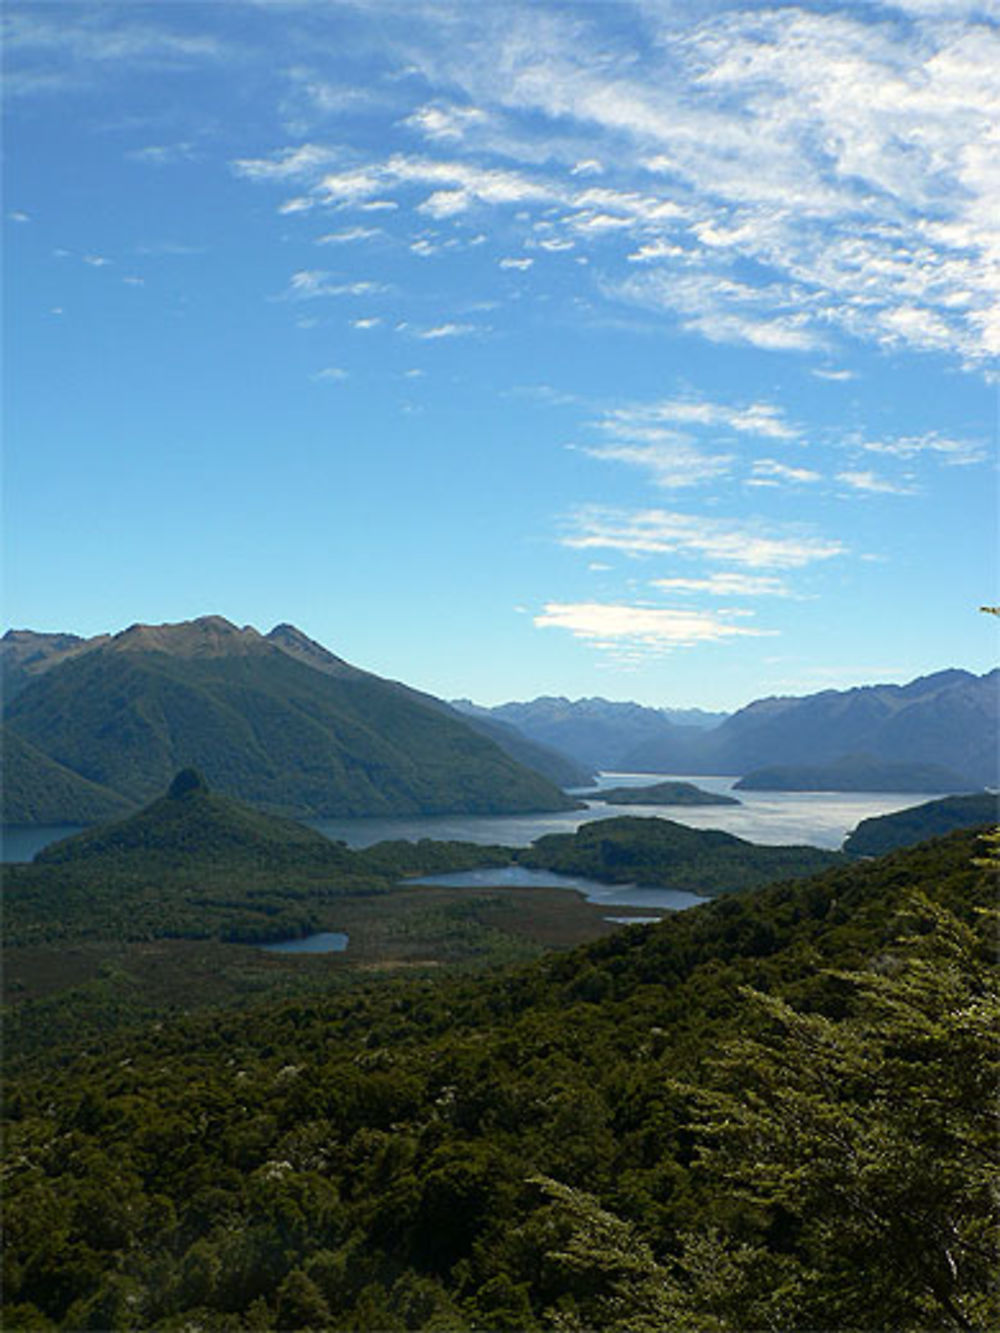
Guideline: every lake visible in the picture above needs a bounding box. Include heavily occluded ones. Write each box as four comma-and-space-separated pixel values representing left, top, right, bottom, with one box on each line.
306, 774, 941, 852
1, 775, 944, 863
408, 864, 706, 912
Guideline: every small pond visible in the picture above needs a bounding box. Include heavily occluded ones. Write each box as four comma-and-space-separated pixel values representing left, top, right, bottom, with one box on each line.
259, 931, 349, 954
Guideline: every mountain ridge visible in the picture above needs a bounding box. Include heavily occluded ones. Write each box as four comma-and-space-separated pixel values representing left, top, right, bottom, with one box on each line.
2, 617, 578, 824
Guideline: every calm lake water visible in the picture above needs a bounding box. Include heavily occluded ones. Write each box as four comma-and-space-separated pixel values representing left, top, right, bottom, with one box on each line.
259, 931, 349, 954
306, 774, 941, 853
1, 775, 944, 864
408, 864, 706, 912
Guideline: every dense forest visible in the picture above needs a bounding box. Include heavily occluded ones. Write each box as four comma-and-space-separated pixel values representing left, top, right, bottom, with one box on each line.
3, 817, 996, 1331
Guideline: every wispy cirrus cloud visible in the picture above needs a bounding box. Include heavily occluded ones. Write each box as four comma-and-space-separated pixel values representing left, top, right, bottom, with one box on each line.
580, 437, 735, 489
272, 0, 996, 368
562, 506, 847, 569
601, 397, 801, 440
651, 572, 794, 597
855, 431, 988, 466
414, 321, 481, 340
285, 270, 387, 299
534, 600, 774, 655
750, 459, 823, 486
836, 469, 919, 496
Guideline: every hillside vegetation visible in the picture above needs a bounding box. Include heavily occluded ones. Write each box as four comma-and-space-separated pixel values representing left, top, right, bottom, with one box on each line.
4, 773, 514, 949
3, 826, 995, 1331
520, 815, 840, 893
1, 618, 577, 823
1, 727, 132, 825
844, 791, 997, 856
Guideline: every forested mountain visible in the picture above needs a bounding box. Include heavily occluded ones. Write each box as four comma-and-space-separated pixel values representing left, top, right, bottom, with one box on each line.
1, 617, 578, 824
844, 791, 998, 857
1, 726, 132, 825
4, 824, 995, 1331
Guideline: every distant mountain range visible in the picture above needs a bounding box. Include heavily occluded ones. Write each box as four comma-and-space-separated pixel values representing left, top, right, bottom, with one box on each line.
467, 669, 998, 790
1, 617, 579, 825
452, 696, 727, 772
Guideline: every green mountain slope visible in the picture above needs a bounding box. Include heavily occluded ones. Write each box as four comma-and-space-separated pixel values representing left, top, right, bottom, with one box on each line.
844, 791, 997, 856
2, 617, 577, 822
1, 726, 133, 825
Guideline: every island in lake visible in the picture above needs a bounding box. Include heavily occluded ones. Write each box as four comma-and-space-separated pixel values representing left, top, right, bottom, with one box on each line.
585, 780, 740, 807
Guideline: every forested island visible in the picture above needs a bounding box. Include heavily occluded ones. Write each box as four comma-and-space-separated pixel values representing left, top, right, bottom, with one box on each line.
584, 779, 739, 807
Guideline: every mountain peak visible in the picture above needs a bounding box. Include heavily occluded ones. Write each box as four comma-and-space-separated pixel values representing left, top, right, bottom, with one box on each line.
168, 768, 210, 799
109, 616, 267, 658
266, 622, 360, 678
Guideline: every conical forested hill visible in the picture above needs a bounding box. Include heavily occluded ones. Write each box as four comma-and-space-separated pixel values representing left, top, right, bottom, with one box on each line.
35, 767, 352, 870
2, 616, 577, 822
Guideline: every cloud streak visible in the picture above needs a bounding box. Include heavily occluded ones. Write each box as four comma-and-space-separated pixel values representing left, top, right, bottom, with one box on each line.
534, 600, 774, 654
563, 506, 847, 570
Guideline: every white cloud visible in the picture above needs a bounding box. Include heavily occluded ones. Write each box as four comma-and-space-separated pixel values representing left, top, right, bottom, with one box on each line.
581, 438, 734, 489
651, 573, 793, 597
856, 430, 987, 465
313, 366, 349, 382
836, 469, 919, 495
415, 321, 479, 339
534, 600, 774, 653
405, 103, 490, 142
390, 3, 999, 366
316, 227, 381, 244
286, 271, 386, 299
812, 368, 857, 382
7, 211, 31, 223
233, 144, 338, 182
751, 459, 822, 484
499, 256, 534, 270
563, 506, 846, 569
352, 316, 381, 330
603, 397, 800, 441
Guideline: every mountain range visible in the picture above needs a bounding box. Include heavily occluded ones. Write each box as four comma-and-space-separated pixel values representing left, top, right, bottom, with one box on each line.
467, 669, 998, 789
1, 617, 579, 825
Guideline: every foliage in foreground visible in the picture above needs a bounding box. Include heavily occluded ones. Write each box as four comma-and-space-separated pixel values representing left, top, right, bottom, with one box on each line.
2, 826, 996, 1331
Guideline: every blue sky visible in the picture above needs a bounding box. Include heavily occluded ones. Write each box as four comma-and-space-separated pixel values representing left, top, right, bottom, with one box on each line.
4, 0, 998, 709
